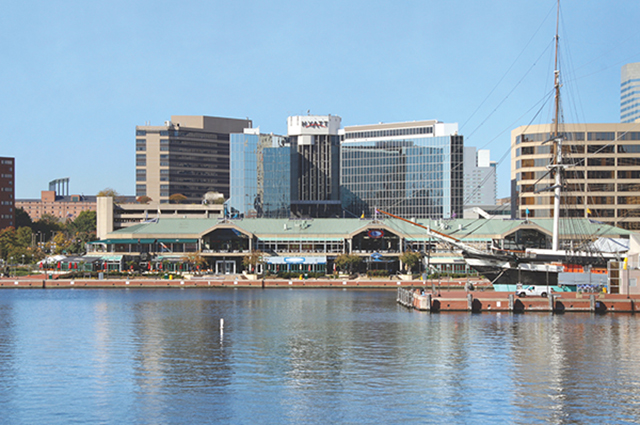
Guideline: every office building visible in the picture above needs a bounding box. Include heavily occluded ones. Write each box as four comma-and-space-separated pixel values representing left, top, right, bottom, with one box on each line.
621, 63, 640, 123
287, 115, 342, 217
228, 129, 290, 218
135, 115, 252, 204
340, 120, 463, 219
511, 122, 640, 230
0, 157, 15, 229
463, 147, 496, 206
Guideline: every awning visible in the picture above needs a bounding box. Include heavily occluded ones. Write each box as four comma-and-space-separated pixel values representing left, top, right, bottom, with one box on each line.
100, 255, 124, 261
258, 237, 343, 242
266, 256, 327, 265
90, 238, 198, 245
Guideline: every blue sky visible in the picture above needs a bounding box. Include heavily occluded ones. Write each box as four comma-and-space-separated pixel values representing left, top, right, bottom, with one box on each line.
2, 0, 639, 200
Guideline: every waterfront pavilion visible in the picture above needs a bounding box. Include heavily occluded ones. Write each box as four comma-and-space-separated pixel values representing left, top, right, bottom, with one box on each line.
86, 216, 632, 275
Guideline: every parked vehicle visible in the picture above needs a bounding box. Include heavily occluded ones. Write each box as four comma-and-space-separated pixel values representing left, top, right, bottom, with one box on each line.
516, 285, 553, 298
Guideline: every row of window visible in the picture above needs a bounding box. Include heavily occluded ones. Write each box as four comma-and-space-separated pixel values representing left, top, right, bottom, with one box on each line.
516, 132, 640, 144
521, 195, 640, 206
343, 126, 434, 140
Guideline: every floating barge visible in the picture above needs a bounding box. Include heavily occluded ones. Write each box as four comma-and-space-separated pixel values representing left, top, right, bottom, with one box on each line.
397, 287, 639, 314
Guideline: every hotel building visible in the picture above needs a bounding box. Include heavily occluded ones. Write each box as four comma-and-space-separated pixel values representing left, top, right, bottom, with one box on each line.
340, 120, 463, 219
511, 122, 640, 230
0, 157, 15, 229
287, 115, 342, 218
135, 115, 252, 204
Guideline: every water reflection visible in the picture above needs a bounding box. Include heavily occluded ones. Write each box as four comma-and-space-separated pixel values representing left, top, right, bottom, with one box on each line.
0, 289, 639, 424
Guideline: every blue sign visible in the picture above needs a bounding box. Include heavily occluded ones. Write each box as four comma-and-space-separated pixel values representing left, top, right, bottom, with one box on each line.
368, 229, 384, 239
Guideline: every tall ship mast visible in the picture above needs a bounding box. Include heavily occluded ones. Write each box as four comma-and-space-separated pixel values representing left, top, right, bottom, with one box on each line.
378, 0, 626, 293
551, 0, 562, 252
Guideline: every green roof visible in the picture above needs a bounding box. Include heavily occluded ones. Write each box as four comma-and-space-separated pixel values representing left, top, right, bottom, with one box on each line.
99, 217, 631, 243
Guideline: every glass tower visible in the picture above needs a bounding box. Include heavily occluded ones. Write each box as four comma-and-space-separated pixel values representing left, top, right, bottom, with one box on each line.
621, 63, 640, 123
340, 121, 463, 219
229, 131, 289, 218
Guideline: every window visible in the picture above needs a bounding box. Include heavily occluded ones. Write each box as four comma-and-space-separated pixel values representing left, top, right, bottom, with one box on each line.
618, 196, 640, 205
136, 130, 146, 136
136, 154, 146, 166
619, 170, 640, 179
587, 132, 615, 141
587, 183, 614, 192
587, 171, 614, 179
619, 157, 640, 166
136, 170, 146, 181
587, 158, 615, 166
587, 145, 615, 153
136, 184, 146, 196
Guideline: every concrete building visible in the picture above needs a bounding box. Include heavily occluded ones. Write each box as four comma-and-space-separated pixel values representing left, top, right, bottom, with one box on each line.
340, 120, 463, 219
228, 129, 290, 218
511, 122, 640, 230
96, 196, 224, 239
621, 63, 640, 123
463, 147, 496, 206
135, 115, 252, 204
287, 115, 342, 217
0, 157, 15, 229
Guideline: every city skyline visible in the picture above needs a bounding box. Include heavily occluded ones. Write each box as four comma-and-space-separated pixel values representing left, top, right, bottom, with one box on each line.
2, 0, 638, 199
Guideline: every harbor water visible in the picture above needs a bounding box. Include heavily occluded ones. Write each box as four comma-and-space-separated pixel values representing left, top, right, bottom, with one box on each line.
0, 288, 639, 424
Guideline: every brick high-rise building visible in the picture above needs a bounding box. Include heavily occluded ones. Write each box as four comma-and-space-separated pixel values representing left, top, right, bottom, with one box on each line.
0, 157, 15, 229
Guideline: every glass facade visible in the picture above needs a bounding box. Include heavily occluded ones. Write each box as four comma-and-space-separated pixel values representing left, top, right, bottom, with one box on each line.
621, 63, 640, 123
229, 133, 289, 218
263, 146, 291, 218
341, 135, 463, 219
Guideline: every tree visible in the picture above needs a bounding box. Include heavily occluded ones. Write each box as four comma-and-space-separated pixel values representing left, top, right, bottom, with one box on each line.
33, 214, 62, 242
52, 231, 73, 255
400, 250, 423, 274
137, 195, 152, 204
97, 188, 119, 197
242, 250, 264, 273
68, 210, 96, 235
334, 253, 362, 274
97, 188, 126, 204
15, 207, 32, 228
169, 193, 188, 204
203, 191, 224, 205
181, 251, 207, 271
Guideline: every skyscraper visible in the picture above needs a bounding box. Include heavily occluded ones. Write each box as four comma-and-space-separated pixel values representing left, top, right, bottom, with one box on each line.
0, 157, 15, 229
228, 129, 290, 218
135, 115, 252, 204
287, 115, 342, 218
463, 147, 496, 206
340, 120, 463, 219
621, 63, 640, 123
